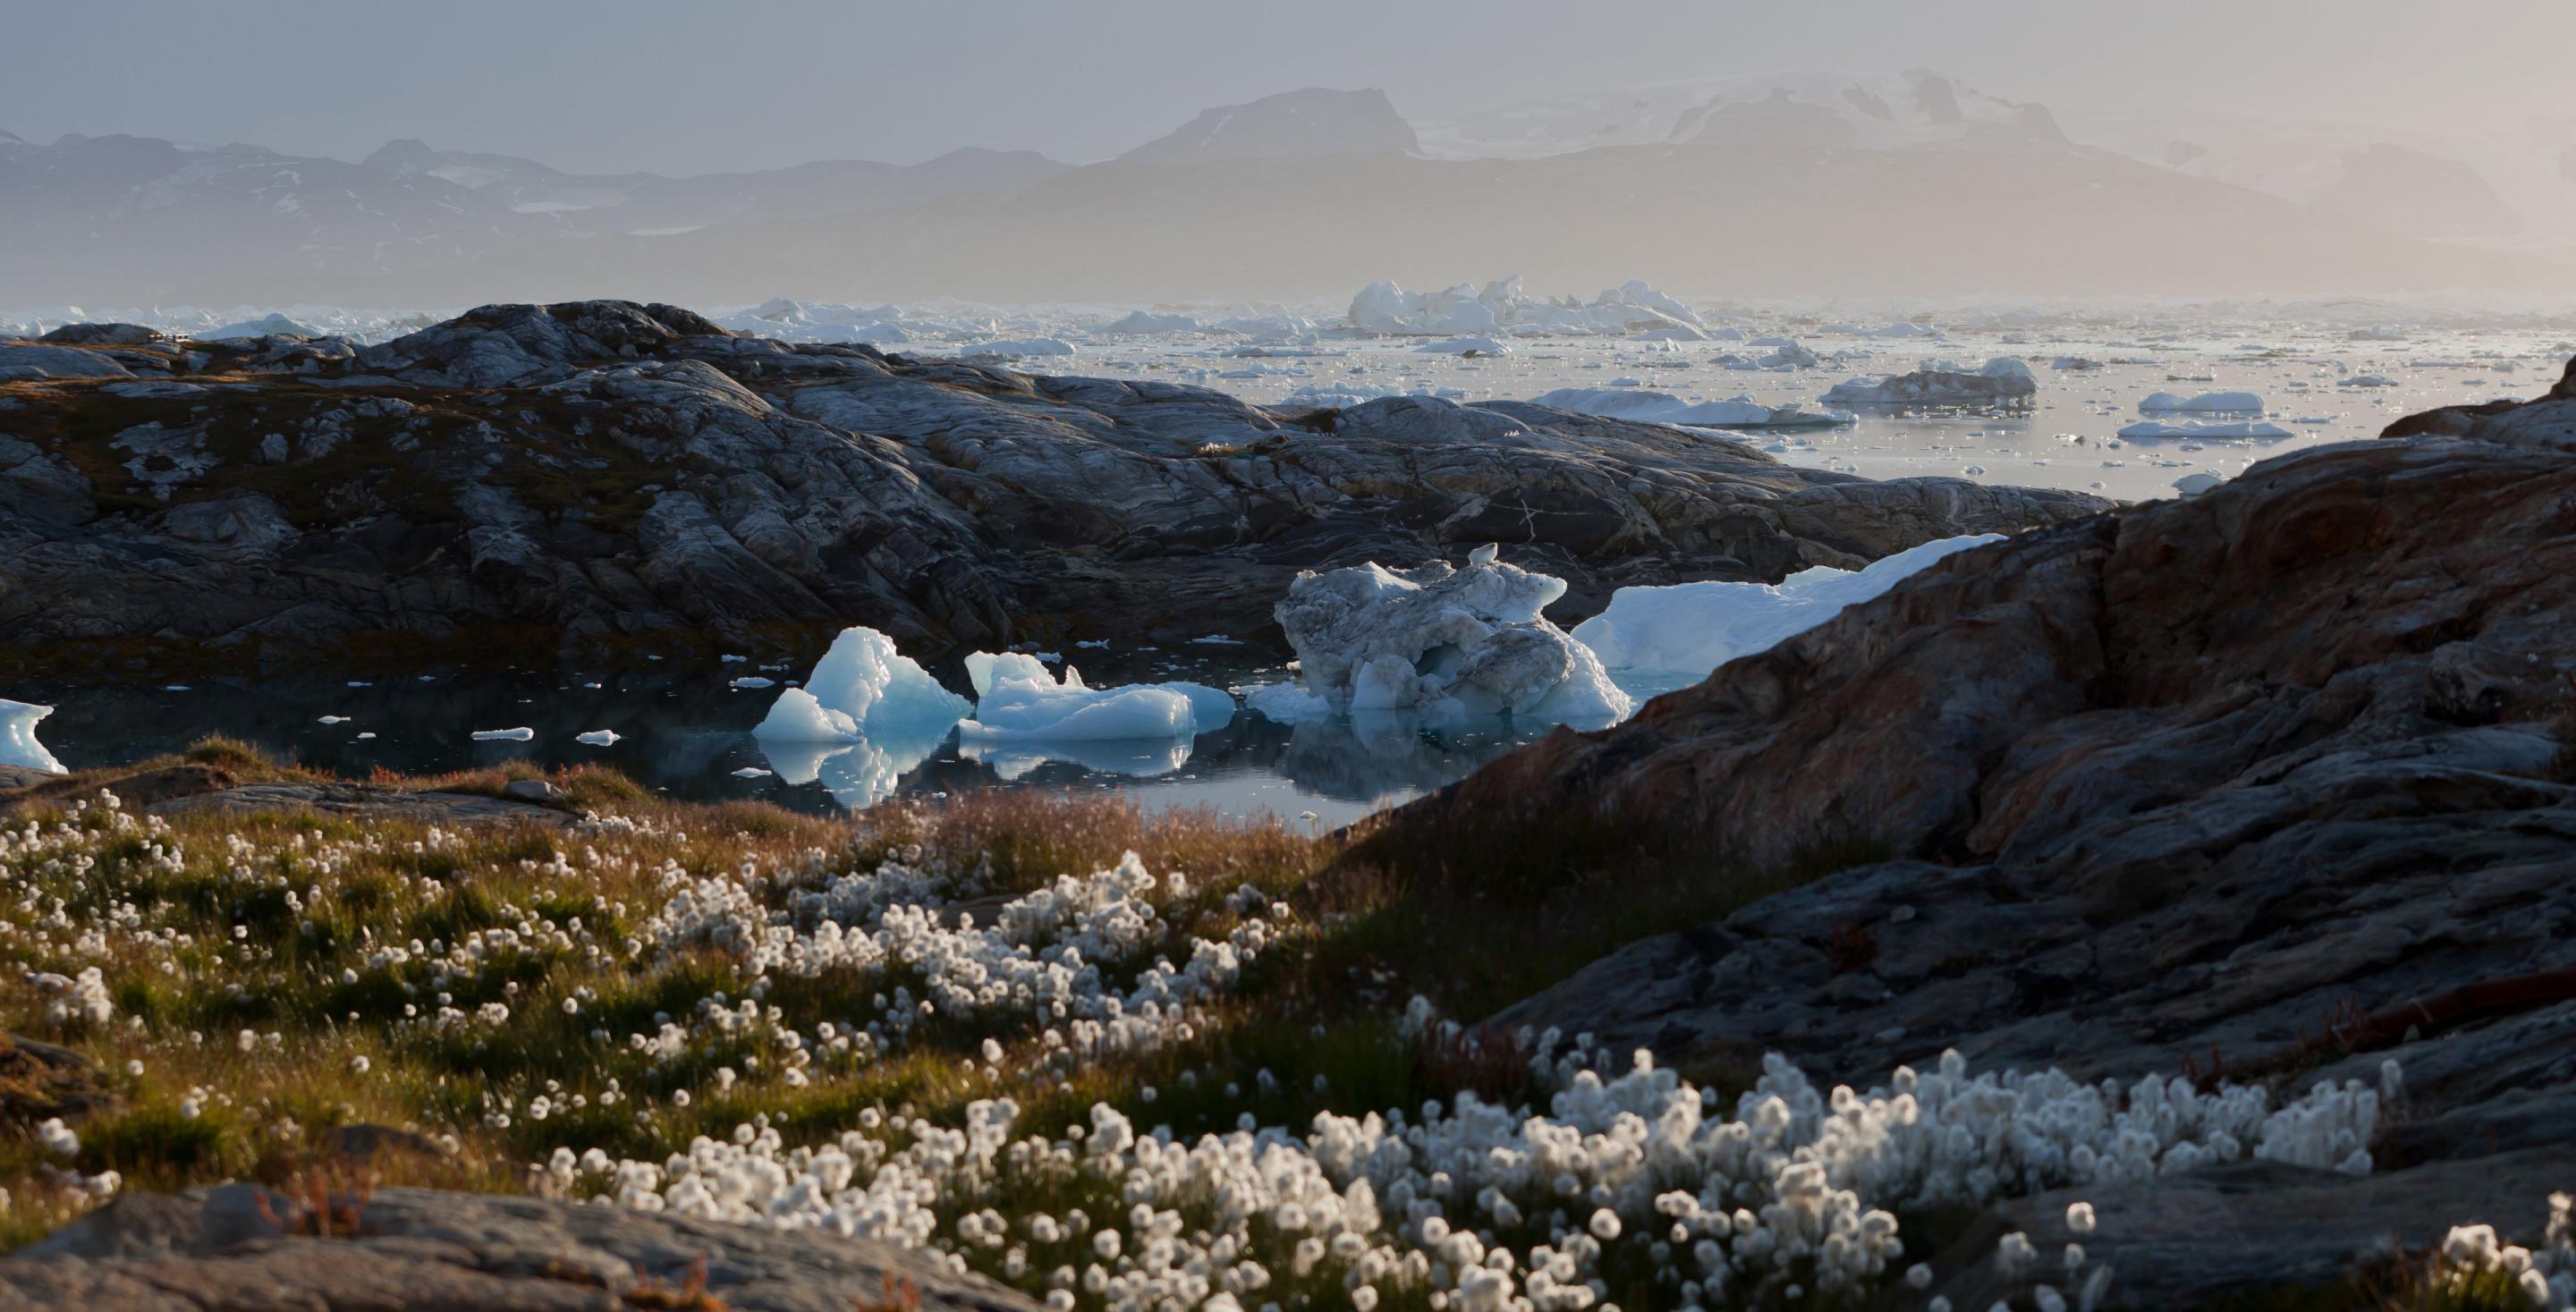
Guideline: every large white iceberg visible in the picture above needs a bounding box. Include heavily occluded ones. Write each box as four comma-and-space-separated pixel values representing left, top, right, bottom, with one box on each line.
1529, 387, 1848, 429
1570, 535, 2004, 678
753, 626, 972, 745
0, 699, 64, 773
1274, 546, 1632, 726
752, 627, 975, 809
959, 652, 1234, 741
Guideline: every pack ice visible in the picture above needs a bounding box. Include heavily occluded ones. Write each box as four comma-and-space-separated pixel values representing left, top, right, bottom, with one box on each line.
1346, 276, 1704, 337
958, 653, 1234, 741
1529, 386, 1849, 429
1273, 546, 1633, 725
0, 700, 64, 774
2119, 419, 2293, 439
1570, 534, 2004, 676
1820, 357, 2037, 406
2140, 389, 2265, 413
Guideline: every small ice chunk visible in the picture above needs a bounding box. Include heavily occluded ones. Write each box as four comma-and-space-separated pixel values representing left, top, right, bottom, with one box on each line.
0, 700, 65, 773
2172, 471, 2226, 497
732, 766, 772, 778
318, 715, 350, 725
471, 727, 536, 741
959, 653, 1234, 741
575, 730, 621, 747
1571, 535, 2004, 677
1244, 682, 1335, 724
731, 676, 776, 690
2140, 390, 2264, 413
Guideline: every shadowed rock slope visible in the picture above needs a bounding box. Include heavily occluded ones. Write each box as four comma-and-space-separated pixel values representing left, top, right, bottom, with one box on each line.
0, 301, 2104, 675
1356, 384, 2576, 1303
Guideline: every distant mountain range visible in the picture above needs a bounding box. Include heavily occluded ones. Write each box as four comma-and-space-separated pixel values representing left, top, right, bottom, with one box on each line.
4, 72, 2568, 306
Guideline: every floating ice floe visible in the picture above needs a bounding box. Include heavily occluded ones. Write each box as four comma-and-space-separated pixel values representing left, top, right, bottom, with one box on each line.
1529, 386, 1849, 429
2140, 389, 2265, 413
575, 730, 621, 747
1274, 544, 1632, 726
1410, 334, 1509, 355
949, 336, 1076, 360
1821, 357, 2036, 406
750, 627, 976, 808
2119, 419, 2293, 439
753, 627, 972, 746
1571, 535, 2003, 680
2173, 471, 2227, 496
470, 727, 535, 741
2340, 374, 2401, 387
958, 652, 1233, 741
0, 700, 64, 773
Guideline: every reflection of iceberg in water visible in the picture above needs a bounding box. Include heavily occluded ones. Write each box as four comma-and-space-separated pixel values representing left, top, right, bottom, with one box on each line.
758, 725, 953, 811
958, 735, 1193, 782
1273, 709, 1540, 804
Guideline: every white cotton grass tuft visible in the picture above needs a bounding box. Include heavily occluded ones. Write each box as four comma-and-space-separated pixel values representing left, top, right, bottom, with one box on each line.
548, 1026, 2393, 1312
2432, 1193, 2576, 1311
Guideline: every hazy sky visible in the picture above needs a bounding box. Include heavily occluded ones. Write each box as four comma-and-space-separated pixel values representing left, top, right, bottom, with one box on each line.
4, 0, 2568, 174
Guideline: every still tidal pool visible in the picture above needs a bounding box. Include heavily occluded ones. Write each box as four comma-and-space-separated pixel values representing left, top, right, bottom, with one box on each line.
23, 649, 1640, 829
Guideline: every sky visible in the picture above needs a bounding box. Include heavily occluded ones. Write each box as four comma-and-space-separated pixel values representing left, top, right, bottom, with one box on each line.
4, 0, 2570, 174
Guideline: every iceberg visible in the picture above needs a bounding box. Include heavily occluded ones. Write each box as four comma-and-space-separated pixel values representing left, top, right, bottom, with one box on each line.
470, 727, 535, 741
0, 699, 64, 773
1571, 535, 2004, 678
1820, 358, 2036, 407
753, 626, 972, 744
1106, 309, 1199, 334
959, 652, 1234, 741
2140, 390, 2264, 413
1528, 387, 1848, 429
2117, 419, 2293, 440
1274, 546, 1632, 726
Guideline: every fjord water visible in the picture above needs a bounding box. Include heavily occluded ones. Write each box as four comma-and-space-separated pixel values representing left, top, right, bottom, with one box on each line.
24, 653, 1566, 829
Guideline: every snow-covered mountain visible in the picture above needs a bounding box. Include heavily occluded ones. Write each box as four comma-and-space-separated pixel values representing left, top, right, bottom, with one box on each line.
1121, 88, 1421, 164
359, 139, 1070, 232
1413, 69, 2060, 159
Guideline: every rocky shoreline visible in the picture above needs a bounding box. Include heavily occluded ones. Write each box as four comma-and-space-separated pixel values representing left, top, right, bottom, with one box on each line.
1352, 368, 2576, 1304
1, 320, 2572, 1308
0, 301, 2105, 679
